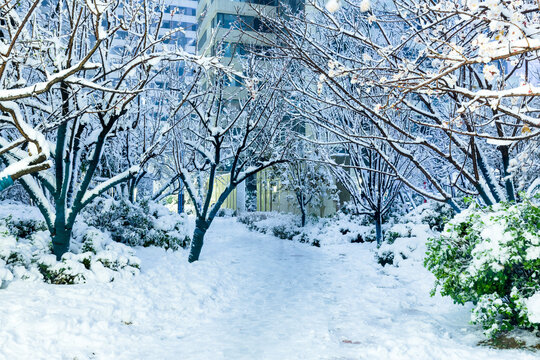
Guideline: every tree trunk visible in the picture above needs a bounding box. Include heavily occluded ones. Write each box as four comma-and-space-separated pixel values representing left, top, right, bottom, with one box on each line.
446, 198, 461, 213
476, 149, 503, 203
52, 226, 72, 260
375, 211, 383, 246
297, 193, 306, 227
499, 146, 515, 202
128, 178, 137, 203
188, 219, 209, 263
245, 174, 257, 212
177, 188, 184, 213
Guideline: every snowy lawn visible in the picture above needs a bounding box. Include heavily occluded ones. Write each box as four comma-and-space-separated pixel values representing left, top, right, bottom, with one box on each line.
0, 218, 537, 360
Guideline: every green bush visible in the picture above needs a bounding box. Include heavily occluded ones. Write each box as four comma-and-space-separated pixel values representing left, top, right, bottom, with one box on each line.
384, 231, 401, 245
37, 262, 85, 285
377, 250, 394, 267
421, 202, 456, 232
238, 211, 372, 247
272, 225, 300, 240
0, 202, 143, 287
83, 198, 191, 250
424, 198, 540, 337
237, 213, 268, 231
2, 215, 47, 239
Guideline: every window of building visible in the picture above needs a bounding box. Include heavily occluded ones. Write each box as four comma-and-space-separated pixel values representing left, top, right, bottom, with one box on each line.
217, 41, 271, 58
166, 6, 197, 16
161, 20, 179, 29
212, 13, 271, 32
198, 29, 208, 50
230, 0, 277, 6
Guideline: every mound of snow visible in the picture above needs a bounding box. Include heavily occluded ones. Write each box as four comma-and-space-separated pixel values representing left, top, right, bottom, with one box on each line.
0, 201, 140, 288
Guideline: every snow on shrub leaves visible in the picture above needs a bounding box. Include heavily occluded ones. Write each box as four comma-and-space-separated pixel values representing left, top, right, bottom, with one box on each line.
238, 211, 373, 246
82, 198, 193, 250
424, 198, 540, 337
374, 202, 449, 267
0, 211, 140, 287
376, 222, 433, 267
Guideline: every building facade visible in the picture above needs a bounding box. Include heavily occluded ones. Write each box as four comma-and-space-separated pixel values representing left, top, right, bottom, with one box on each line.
192, 0, 338, 217
161, 0, 199, 54
196, 0, 277, 58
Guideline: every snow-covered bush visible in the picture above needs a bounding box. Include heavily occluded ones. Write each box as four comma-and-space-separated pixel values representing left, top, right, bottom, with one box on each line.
2, 215, 48, 239
237, 211, 374, 246
237, 212, 269, 229
404, 202, 457, 232
424, 199, 540, 337
374, 202, 446, 267
376, 222, 433, 267
216, 208, 236, 217
238, 212, 303, 241
0, 213, 140, 287
300, 212, 374, 246
83, 198, 193, 250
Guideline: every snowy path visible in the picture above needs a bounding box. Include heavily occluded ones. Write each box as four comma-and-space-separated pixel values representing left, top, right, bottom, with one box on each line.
0, 218, 537, 360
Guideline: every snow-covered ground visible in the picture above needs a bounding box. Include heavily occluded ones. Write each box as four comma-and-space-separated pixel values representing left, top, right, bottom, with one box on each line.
0, 218, 537, 360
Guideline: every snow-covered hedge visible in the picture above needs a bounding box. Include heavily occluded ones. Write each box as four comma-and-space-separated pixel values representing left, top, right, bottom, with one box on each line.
424, 199, 540, 337
0, 209, 140, 287
238, 212, 303, 241
237, 211, 374, 246
82, 198, 193, 250
375, 202, 449, 267
404, 201, 457, 232
376, 222, 433, 267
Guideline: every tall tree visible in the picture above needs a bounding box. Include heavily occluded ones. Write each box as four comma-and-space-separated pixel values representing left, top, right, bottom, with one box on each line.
173, 64, 291, 262
275, 137, 337, 226
256, 0, 540, 208
0, 0, 229, 259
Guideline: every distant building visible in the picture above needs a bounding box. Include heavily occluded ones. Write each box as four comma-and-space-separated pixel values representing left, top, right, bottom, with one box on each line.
161, 0, 199, 54
191, 0, 337, 216
111, 1, 197, 56
196, 0, 277, 57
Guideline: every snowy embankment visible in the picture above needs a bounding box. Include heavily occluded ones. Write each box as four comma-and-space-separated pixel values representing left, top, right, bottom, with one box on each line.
0, 218, 537, 360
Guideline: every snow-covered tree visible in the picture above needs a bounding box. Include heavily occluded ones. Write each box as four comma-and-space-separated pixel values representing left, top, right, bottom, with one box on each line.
274, 135, 337, 226
0, 0, 96, 188
174, 63, 292, 262
0, 0, 232, 259
256, 0, 540, 208
279, 159, 336, 226
331, 142, 409, 244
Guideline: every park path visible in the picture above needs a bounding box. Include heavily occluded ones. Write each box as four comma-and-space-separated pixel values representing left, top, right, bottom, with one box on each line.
0, 218, 535, 360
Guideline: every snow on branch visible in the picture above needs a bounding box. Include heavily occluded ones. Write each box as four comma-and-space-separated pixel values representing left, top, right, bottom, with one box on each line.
0, 63, 101, 102
80, 165, 140, 208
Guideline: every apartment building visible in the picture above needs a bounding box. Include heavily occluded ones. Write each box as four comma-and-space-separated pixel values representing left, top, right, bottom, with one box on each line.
192, 0, 338, 216
196, 0, 277, 58
111, 0, 198, 56
160, 0, 199, 54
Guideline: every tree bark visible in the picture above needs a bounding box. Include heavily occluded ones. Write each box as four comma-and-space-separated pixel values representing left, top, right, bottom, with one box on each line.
245, 175, 257, 212
499, 146, 515, 202
476, 148, 503, 203
177, 188, 184, 213
375, 211, 383, 246
129, 181, 136, 203
297, 192, 306, 227
188, 219, 209, 263
52, 226, 72, 260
